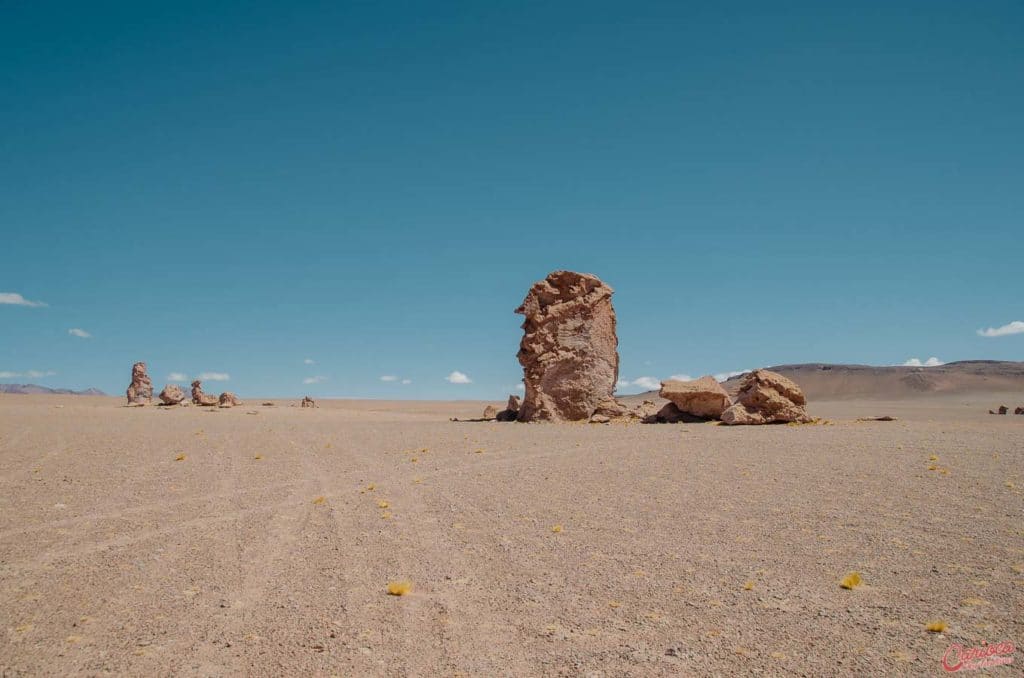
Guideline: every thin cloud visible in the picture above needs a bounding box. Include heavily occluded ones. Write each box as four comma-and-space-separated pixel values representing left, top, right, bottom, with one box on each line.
617, 377, 661, 391
167, 372, 189, 382
977, 321, 1024, 338
515, 383, 524, 391
304, 358, 315, 365
668, 374, 694, 382
0, 370, 56, 379
68, 328, 91, 338
401, 379, 412, 385
0, 292, 47, 307
198, 372, 230, 381
379, 375, 398, 382
714, 370, 749, 382
445, 370, 472, 384
303, 375, 327, 385
902, 357, 944, 367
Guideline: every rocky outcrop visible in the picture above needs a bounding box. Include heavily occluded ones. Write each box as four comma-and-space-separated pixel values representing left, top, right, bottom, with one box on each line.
659, 376, 732, 419
1015, 406, 1024, 415
990, 405, 1009, 415
158, 384, 185, 405
642, 402, 708, 424
721, 369, 811, 425
218, 392, 242, 408
191, 380, 218, 406
300, 396, 316, 408
515, 271, 621, 422
482, 405, 498, 420
126, 362, 154, 405
496, 394, 521, 422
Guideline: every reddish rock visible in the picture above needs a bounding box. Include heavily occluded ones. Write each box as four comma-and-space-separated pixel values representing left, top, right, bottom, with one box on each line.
158, 384, 185, 405
218, 392, 242, 408
659, 376, 732, 419
1015, 406, 1024, 415
495, 394, 521, 422
126, 362, 153, 405
191, 380, 218, 407
721, 369, 811, 425
300, 396, 316, 408
515, 271, 621, 422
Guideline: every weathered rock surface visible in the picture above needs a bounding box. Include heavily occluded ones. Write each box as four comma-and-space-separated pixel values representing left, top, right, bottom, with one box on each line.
515, 271, 621, 422
301, 396, 316, 408
191, 380, 218, 407
659, 376, 732, 419
158, 384, 185, 405
721, 369, 811, 425
990, 405, 1009, 415
1016, 406, 1024, 415
482, 405, 498, 420
642, 402, 708, 424
126, 362, 153, 405
218, 392, 242, 408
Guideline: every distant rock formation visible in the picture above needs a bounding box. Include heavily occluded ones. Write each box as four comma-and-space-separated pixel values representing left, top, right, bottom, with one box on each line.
496, 394, 521, 421
158, 384, 185, 405
989, 405, 1008, 415
659, 376, 732, 419
482, 405, 498, 420
191, 380, 218, 406
515, 271, 622, 422
301, 396, 316, 408
0, 384, 105, 396
126, 362, 153, 405
1015, 406, 1024, 415
218, 392, 242, 408
721, 369, 811, 425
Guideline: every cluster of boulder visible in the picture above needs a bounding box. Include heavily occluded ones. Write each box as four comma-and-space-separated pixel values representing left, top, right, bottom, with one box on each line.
125, 363, 243, 409
989, 405, 1024, 415
484, 270, 812, 425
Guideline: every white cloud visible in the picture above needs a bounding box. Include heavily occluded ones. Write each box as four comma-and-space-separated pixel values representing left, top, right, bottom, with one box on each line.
198, 372, 230, 381
445, 370, 472, 384
902, 357, 944, 367
668, 374, 693, 382
380, 375, 398, 382
167, 372, 189, 382
401, 379, 412, 385
714, 370, 749, 382
617, 377, 661, 391
977, 321, 1024, 338
68, 328, 91, 338
0, 292, 47, 307
304, 358, 315, 365
515, 383, 524, 391
303, 375, 327, 385
1, 370, 56, 379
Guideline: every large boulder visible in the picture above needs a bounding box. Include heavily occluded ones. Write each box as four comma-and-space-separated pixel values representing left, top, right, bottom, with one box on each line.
1015, 407, 1024, 415
659, 376, 732, 419
721, 369, 811, 425
158, 384, 185, 405
191, 380, 218, 406
218, 392, 242, 408
126, 362, 154, 405
515, 271, 621, 422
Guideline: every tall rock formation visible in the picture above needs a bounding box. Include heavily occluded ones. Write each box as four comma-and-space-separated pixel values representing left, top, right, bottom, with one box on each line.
515, 271, 621, 421
126, 362, 154, 405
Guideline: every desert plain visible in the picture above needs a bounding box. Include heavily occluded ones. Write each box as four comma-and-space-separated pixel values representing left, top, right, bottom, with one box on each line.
1, 392, 1022, 676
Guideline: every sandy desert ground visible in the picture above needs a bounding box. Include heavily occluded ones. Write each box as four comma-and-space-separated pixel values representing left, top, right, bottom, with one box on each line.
1, 393, 1022, 676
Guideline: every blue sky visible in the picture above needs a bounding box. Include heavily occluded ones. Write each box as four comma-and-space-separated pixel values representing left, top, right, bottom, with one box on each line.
2, 1, 1022, 398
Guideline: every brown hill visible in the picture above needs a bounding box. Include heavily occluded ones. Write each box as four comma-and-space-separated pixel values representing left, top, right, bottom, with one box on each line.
721, 361, 1024, 400
0, 384, 106, 396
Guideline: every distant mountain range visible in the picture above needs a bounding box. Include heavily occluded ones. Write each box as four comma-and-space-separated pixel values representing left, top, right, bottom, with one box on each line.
0, 383, 107, 396
720, 360, 1024, 399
